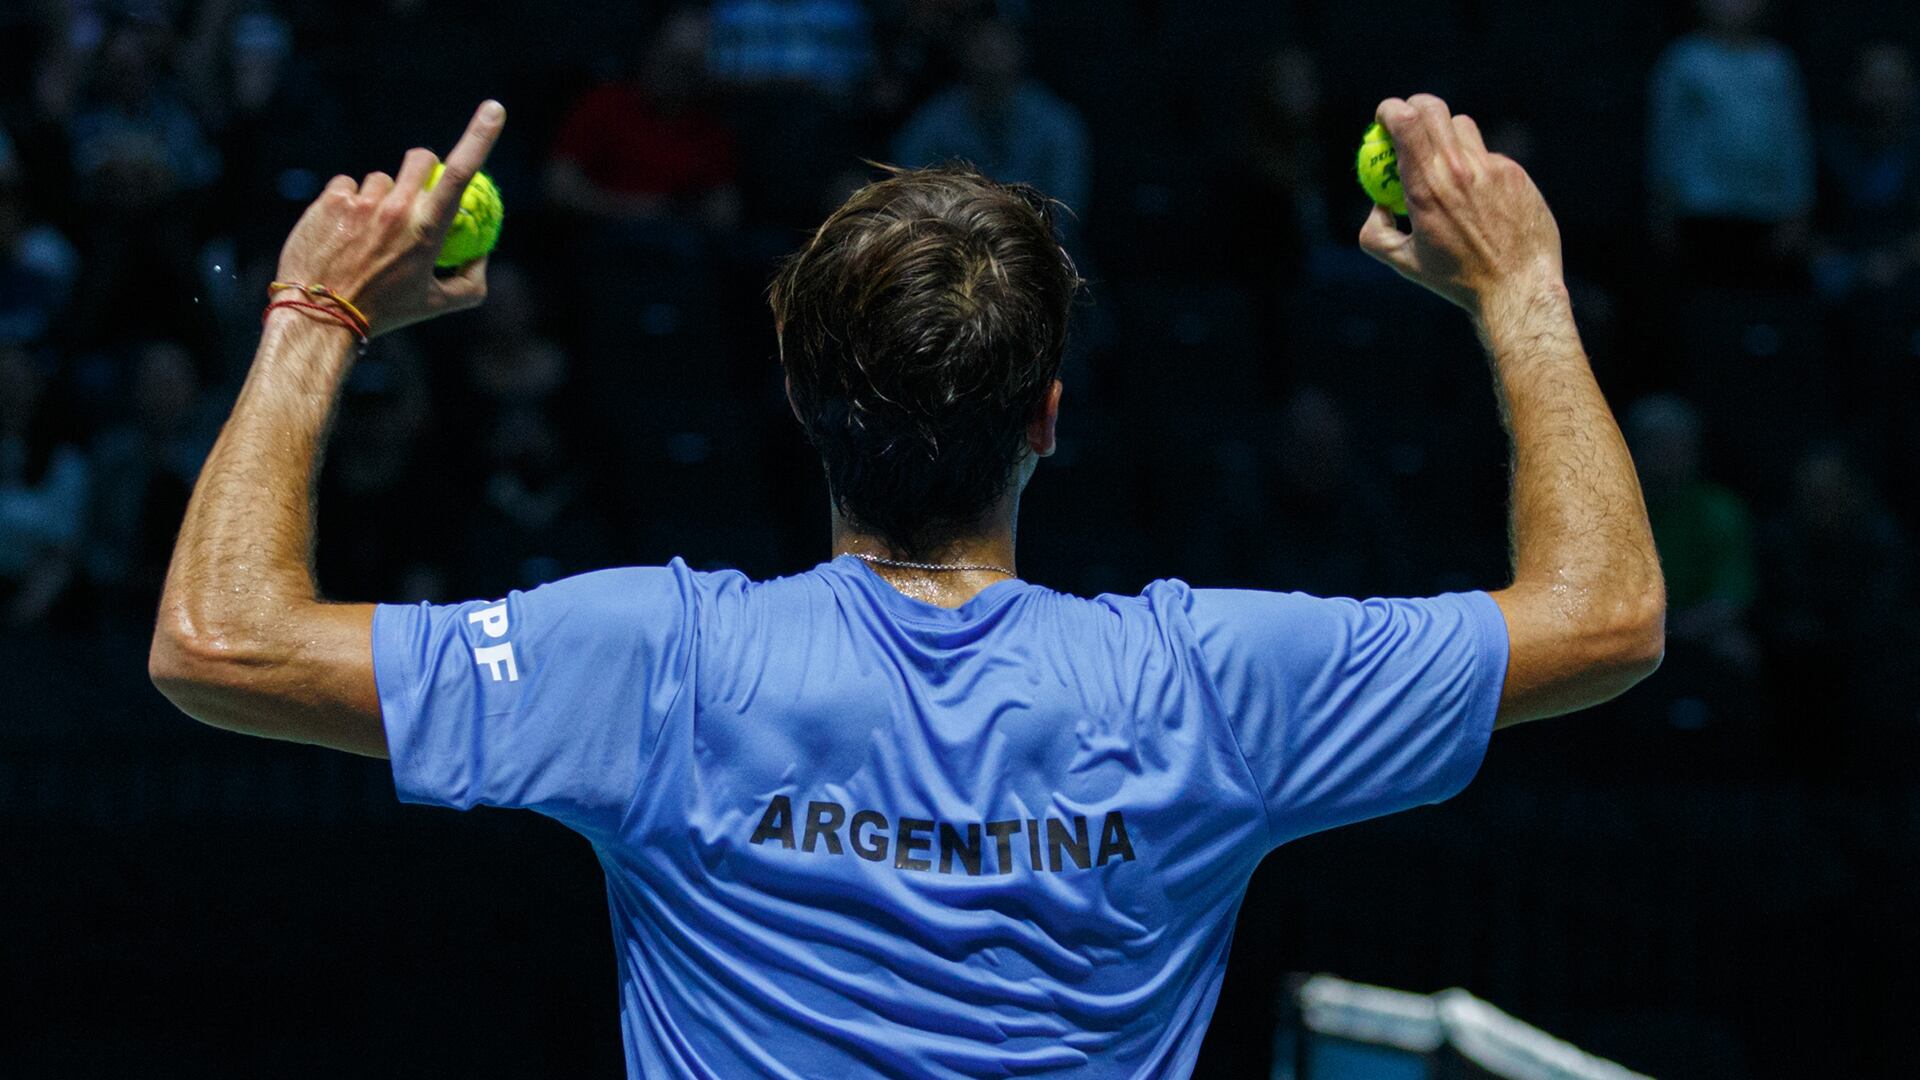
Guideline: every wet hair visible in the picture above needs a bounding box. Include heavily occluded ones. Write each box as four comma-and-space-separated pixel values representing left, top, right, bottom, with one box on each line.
770, 164, 1081, 558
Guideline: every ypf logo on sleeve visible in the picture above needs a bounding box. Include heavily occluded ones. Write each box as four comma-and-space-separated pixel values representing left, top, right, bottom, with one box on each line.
468, 603, 520, 682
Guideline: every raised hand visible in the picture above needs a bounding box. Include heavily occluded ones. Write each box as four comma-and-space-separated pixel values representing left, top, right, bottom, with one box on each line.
274, 100, 506, 337
1357, 94, 1562, 316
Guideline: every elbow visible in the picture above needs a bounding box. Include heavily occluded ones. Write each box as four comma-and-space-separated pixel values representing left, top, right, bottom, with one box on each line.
148, 621, 215, 716
148, 613, 258, 726
1556, 579, 1666, 708
1599, 583, 1667, 690
1493, 574, 1666, 726
1621, 610, 1666, 687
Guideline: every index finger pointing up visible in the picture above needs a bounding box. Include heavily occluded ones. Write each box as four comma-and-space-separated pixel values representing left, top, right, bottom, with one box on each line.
426, 100, 506, 228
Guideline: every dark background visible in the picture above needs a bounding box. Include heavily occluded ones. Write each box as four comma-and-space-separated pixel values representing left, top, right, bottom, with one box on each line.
4, 0, 1919, 1076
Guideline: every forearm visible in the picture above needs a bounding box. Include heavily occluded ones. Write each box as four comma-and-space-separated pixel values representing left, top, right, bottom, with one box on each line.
162, 314, 353, 631
151, 313, 386, 750
1478, 282, 1664, 718
150, 315, 384, 736
150, 100, 501, 756
1357, 93, 1663, 723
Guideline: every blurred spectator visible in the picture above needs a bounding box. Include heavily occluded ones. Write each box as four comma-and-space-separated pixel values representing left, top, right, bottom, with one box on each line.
0, 149, 81, 345
0, 345, 89, 629
197, 10, 342, 267
456, 402, 614, 597
547, 9, 741, 233
438, 261, 608, 593
65, 15, 221, 345
1761, 444, 1917, 772
1763, 444, 1913, 644
1646, 0, 1813, 288
1229, 46, 1338, 288
66, 16, 221, 217
0, 7, 1916, 1068
891, 18, 1089, 226
18, 8, 90, 223
1201, 388, 1413, 599
314, 340, 454, 604
707, 0, 874, 98
319, 0, 505, 173
866, 0, 993, 124
709, 0, 878, 234
1625, 395, 1757, 672
0, 124, 18, 185
1812, 42, 1920, 301
85, 340, 217, 613
454, 262, 572, 417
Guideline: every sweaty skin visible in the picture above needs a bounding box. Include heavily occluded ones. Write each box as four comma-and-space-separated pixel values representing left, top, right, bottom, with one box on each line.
149, 93, 1661, 758
149, 101, 507, 758
1358, 94, 1664, 726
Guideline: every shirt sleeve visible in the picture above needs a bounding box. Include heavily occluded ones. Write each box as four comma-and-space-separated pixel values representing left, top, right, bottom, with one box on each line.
1186, 589, 1508, 847
372, 561, 699, 837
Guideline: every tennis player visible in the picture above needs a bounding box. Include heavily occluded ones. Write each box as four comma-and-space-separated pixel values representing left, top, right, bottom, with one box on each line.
152, 96, 1664, 1078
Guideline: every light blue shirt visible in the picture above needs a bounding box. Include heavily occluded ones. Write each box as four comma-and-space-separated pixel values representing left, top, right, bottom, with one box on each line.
374, 555, 1506, 1078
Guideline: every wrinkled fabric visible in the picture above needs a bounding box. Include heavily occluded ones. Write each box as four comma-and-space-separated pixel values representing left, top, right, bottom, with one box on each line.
375, 555, 1505, 1079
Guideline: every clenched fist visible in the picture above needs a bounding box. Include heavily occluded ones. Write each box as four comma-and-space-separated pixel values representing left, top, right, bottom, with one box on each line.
1358, 95, 1563, 317
274, 100, 506, 338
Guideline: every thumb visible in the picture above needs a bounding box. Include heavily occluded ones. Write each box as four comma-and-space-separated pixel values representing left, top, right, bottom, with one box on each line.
1358, 203, 1417, 275
436, 256, 490, 310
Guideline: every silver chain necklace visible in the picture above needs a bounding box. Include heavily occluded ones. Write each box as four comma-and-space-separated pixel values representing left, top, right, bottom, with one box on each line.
848, 552, 1016, 577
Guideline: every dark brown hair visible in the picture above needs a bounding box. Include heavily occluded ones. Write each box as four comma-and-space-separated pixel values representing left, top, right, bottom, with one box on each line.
771, 165, 1081, 558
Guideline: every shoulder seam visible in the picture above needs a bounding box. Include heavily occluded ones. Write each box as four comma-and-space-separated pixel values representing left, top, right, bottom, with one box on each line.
1164, 584, 1280, 847
617, 560, 699, 837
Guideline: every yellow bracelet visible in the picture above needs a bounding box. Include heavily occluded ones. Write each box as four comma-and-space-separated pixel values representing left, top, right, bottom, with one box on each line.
268, 281, 371, 336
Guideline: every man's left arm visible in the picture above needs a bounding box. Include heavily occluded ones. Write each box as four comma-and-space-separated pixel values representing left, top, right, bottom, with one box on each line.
149, 101, 506, 758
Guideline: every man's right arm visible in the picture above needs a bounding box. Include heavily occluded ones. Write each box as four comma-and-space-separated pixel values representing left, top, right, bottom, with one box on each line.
1475, 270, 1665, 726
1359, 95, 1665, 727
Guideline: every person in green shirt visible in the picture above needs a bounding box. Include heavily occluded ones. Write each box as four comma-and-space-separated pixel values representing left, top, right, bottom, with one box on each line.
1626, 394, 1757, 672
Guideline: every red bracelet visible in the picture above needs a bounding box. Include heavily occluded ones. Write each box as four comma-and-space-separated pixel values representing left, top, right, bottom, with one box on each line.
263, 299, 370, 346
267, 280, 372, 338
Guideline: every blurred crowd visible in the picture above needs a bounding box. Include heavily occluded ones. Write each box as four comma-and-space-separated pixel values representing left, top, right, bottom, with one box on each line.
2, 0, 1917, 782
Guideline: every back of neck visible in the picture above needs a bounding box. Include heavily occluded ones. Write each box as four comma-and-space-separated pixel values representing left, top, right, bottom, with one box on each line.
832, 526, 1018, 610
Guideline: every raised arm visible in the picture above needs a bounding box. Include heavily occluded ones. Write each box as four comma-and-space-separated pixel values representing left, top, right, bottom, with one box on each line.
148, 101, 507, 756
1358, 95, 1664, 727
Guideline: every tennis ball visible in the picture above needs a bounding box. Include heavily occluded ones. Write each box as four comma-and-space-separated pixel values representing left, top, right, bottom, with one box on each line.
1356, 121, 1407, 216
424, 161, 503, 269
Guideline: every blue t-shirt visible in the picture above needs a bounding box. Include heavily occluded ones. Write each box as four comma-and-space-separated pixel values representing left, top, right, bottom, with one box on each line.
373, 555, 1507, 1079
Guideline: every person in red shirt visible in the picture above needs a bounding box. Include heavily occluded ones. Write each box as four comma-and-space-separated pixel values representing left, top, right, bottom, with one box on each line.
545, 9, 741, 232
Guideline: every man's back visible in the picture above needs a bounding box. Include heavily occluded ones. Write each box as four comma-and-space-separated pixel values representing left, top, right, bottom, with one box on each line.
150, 95, 1662, 1079
376, 555, 1505, 1078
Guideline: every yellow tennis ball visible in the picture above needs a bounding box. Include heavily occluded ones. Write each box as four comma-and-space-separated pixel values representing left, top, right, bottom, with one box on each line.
424, 161, 504, 269
1356, 121, 1407, 216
